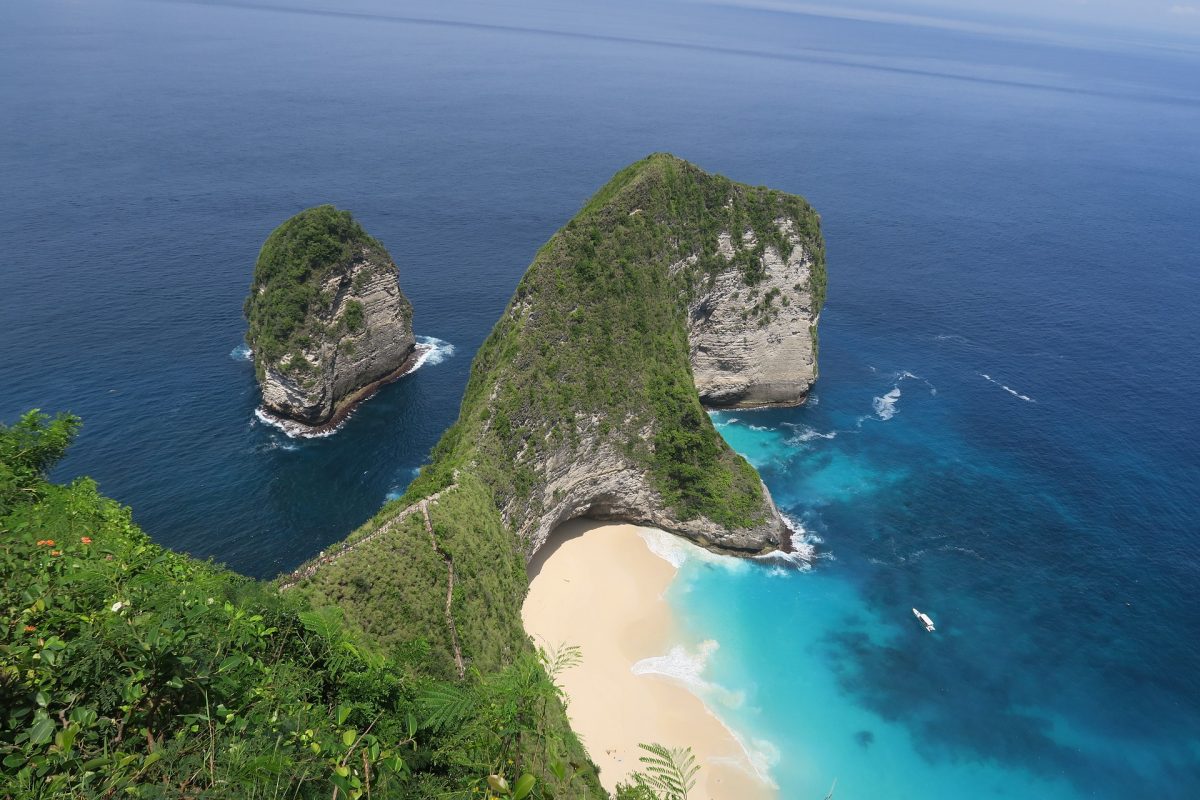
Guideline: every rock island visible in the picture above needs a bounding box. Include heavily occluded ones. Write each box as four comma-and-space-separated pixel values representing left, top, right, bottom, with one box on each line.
244, 205, 417, 430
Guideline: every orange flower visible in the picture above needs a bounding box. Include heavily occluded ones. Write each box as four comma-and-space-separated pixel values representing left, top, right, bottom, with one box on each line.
50, 550, 61, 557
81, 536, 93, 545
24, 625, 35, 633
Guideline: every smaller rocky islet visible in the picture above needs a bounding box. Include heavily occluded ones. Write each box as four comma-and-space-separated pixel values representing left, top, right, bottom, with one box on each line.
244, 204, 416, 429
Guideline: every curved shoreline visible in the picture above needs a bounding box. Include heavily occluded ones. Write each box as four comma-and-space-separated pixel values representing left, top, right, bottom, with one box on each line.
522, 520, 777, 799
256, 341, 431, 438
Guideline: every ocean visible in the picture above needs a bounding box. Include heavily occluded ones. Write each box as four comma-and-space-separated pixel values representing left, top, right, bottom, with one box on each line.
2, 0, 1198, 797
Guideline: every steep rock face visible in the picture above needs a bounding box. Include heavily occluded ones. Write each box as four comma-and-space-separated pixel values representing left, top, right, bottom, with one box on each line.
397, 153, 825, 559
245, 206, 415, 428
531, 415, 789, 555
688, 221, 820, 407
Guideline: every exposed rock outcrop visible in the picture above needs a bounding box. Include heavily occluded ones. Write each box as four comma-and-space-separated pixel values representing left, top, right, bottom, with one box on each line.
689, 221, 821, 407
530, 415, 791, 556
244, 206, 415, 429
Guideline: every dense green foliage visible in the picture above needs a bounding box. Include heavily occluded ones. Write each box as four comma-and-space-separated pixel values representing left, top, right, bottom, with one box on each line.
0, 413, 603, 798
244, 205, 391, 374
400, 153, 824, 529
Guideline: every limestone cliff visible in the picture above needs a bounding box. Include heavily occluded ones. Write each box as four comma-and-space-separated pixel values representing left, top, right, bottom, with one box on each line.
689, 218, 822, 407
244, 205, 416, 429
394, 153, 826, 558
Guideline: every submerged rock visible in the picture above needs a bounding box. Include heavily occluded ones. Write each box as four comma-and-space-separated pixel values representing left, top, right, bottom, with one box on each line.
244, 205, 415, 429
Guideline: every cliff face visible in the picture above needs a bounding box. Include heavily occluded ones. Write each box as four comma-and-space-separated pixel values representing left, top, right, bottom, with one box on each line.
245, 206, 415, 428
688, 220, 821, 407
396, 153, 826, 558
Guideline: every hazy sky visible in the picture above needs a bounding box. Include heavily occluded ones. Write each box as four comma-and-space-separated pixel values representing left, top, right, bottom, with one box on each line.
711, 0, 1200, 40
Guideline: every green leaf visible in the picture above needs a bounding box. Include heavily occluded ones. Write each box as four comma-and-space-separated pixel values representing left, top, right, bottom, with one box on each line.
342, 729, 356, 747
336, 704, 351, 726
54, 725, 77, 753
512, 773, 536, 800
218, 653, 244, 672
27, 716, 55, 745
330, 773, 353, 794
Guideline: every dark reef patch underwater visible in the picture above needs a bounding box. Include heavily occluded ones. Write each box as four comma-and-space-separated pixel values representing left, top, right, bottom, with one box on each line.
2, 0, 1198, 797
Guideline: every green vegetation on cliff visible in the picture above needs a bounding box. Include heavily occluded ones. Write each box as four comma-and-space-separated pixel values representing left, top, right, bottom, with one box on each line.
0, 412, 603, 799
402, 153, 823, 527
244, 205, 390, 373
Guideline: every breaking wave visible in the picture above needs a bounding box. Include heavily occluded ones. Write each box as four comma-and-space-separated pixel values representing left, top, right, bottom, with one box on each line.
756, 514, 820, 570
414, 335, 455, 367
632, 640, 779, 786
230, 344, 252, 361
638, 527, 750, 573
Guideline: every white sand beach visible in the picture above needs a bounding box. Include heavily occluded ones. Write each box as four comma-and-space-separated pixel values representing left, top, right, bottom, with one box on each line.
522, 520, 776, 799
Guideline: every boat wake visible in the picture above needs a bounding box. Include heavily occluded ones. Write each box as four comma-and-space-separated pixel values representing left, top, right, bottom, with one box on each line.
979, 373, 1035, 402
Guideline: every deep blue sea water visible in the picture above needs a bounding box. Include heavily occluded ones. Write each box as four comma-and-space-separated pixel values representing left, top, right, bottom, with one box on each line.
2, 1, 1199, 797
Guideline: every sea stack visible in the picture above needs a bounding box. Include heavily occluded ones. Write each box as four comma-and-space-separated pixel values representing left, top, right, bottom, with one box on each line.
383, 153, 823, 557
244, 205, 416, 429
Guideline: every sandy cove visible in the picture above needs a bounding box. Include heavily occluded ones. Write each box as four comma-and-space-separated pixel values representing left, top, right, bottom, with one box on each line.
522, 520, 776, 800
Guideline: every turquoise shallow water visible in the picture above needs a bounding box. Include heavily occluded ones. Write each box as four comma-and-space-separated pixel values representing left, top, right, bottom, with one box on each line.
2, 1, 1198, 796
655, 313, 1200, 798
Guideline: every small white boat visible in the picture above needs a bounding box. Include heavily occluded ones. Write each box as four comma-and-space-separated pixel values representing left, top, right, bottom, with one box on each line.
912, 608, 935, 632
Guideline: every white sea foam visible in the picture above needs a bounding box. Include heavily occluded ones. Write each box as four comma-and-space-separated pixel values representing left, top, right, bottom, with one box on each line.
255, 407, 343, 439
230, 344, 252, 361
414, 335, 455, 366
637, 527, 749, 573
257, 437, 299, 452
748, 424, 771, 432
632, 640, 779, 787
873, 386, 902, 420
755, 514, 818, 570
979, 373, 1035, 402
783, 423, 838, 444
253, 337, 454, 439
898, 370, 937, 395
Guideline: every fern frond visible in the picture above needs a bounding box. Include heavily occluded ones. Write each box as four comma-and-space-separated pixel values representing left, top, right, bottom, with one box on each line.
297, 606, 345, 644
540, 643, 583, 678
634, 742, 699, 800
418, 684, 479, 732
